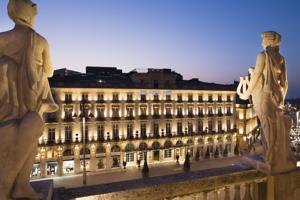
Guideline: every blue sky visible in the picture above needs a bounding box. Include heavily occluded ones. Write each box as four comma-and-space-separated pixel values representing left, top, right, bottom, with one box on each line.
1, 0, 300, 97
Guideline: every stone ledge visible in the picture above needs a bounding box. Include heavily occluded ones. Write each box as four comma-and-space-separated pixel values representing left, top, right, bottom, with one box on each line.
31, 180, 53, 200
53, 164, 266, 200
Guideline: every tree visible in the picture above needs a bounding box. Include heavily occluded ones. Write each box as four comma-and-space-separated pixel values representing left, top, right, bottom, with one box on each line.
234, 142, 240, 156
195, 148, 200, 161
214, 147, 219, 158
142, 154, 149, 178
223, 146, 228, 157
183, 153, 191, 172
205, 146, 210, 159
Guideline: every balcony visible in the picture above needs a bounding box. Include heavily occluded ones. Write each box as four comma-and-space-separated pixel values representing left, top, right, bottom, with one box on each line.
95, 116, 106, 121
57, 162, 296, 200
125, 116, 135, 120
152, 114, 160, 119
63, 117, 74, 122
187, 113, 194, 118
111, 116, 121, 121
176, 114, 184, 118
165, 114, 173, 119
139, 115, 148, 120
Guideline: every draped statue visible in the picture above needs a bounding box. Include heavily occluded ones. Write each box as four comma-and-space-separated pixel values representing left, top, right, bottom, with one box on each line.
0, 0, 58, 199
237, 31, 296, 174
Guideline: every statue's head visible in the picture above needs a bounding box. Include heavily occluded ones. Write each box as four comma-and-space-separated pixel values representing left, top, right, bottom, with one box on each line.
261, 31, 281, 49
7, 0, 37, 29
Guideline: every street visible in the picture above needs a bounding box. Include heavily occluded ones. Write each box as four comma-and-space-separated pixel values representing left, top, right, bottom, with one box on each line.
44, 156, 242, 189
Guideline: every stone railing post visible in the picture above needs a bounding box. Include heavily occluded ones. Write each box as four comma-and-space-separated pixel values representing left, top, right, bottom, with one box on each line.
214, 190, 220, 200
224, 187, 231, 200
203, 191, 208, 200
234, 185, 241, 200
243, 183, 252, 200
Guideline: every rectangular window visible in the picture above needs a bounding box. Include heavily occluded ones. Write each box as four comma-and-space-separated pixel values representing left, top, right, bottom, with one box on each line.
198, 107, 203, 116
198, 95, 203, 102
112, 93, 119, 101
165, 107, 171, 115
82, 93, 88, 101
198, 120, 203, 132
208, 107, 213, 115
188, 122, 193, 134
177, 94, 182, 102
153, 106, 159, 115
140, 106, 147, 116
218, 107, 222, 115
166, 94, 171, 101
112, 124, 119, 139
112, 107, 120, 118
164, 149, 172, 158
97, 93, 104, 101
153, 94, 159, 101
208, 95, 213, 102
188, 107, 193, 116
227, 120, 231, 130
177, 122, 183, 135
227, 95, 231, 102
126, 107, 134, 117
97, 125, 105, 140
166, 122, 171, 135
153, 123, 159, 137
177, 107, 183, 116
208, 120, 213, 131
141, 123, 147, 138
48, 128, 55, 142
218, 95, 222, 102
188, 94, 193, 102
127, 124, 133, 138
127, 93, 133, 101
141, 94, 146, 101
97, 107, 105, 118
65, 126, 72, 142
218, 120, 222, 131
65, 93, 72, 102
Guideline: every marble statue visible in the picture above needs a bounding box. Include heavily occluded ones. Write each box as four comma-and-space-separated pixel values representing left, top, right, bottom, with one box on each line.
237, 31, 296, 174
0, 0, 58, 199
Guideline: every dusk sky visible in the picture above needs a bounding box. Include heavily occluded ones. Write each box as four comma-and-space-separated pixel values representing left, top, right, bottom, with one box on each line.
0, 0, 299, 97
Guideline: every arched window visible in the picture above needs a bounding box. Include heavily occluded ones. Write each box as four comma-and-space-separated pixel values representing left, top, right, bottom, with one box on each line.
63, 149, 74, 157
96, 146, 106, 154
139, 142, 148, 151
187, 139, 193, 146
176, 140, 183, 147
125, 143, 135, 152
111, 145, 121, 152
80, 148, 90, 155
152, 141, 160, 150
164, 140, 172, 149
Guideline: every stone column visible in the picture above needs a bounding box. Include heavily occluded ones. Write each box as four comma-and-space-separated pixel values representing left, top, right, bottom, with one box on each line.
57, 156, 63, 176
106, 143, 111, 170
74, 156, 81, 174
40, 158, 46, 178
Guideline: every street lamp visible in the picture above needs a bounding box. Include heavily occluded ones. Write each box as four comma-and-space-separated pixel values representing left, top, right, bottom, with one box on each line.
80, 99, 87, 186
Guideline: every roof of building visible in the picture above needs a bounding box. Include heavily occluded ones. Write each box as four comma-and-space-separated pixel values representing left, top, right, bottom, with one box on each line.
49, 67, 237, 91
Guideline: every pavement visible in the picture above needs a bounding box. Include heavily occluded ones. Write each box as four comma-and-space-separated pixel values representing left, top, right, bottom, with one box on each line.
42, 156, 242, 189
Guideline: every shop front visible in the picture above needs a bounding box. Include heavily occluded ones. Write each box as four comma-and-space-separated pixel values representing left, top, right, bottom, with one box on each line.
63, 160, 74, 175
47, 161, 58, 176
31, 163, 41, 178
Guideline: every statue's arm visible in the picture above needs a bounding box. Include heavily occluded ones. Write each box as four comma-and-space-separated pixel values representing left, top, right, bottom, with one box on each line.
247, 53, 265, 95
280, 59, 288, 100
42, 40, 54, 77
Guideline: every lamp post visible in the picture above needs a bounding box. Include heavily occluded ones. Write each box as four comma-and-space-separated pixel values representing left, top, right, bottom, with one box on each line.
80, 99, 87, 186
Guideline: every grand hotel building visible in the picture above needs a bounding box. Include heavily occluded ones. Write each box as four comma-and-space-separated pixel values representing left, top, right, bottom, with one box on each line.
32, 67, 256, 178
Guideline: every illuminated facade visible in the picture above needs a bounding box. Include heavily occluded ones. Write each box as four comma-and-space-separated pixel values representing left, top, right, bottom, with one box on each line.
235, 98, 258, 151
32, 67, 238, 178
